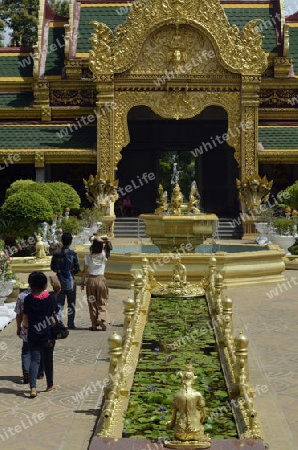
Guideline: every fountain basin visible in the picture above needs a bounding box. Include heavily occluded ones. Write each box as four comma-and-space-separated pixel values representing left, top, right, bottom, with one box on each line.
139, 213, 218, 252
74, 243, 286, 289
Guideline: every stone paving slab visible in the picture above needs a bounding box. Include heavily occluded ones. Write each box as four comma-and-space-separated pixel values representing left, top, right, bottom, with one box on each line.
225, 269, 298, 450
0, 282, 131, 450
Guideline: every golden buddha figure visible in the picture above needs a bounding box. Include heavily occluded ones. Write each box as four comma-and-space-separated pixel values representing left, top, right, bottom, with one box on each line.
166, 361, 211, 449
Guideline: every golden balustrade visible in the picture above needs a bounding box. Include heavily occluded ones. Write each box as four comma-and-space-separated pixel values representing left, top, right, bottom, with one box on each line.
95, 256, 264, 442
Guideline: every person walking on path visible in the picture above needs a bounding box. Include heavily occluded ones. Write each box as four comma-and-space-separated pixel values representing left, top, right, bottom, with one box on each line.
23, 272, 59, 398
50, 232, 80, 329
15, 275, 61, 385
80, 237, 110, 331
15, 288, 44, 384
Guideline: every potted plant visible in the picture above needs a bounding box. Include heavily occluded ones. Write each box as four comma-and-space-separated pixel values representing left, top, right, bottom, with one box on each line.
271, 217, 296, 254
254, 207, 275, 244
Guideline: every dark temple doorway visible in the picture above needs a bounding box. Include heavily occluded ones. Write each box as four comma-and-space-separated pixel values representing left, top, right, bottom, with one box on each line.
116, 106, 240, 217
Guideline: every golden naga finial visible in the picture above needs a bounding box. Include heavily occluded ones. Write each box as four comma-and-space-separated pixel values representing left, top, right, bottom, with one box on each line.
165, 360, 211, 448
236, 171, 273, 215
83, 171, 119, 215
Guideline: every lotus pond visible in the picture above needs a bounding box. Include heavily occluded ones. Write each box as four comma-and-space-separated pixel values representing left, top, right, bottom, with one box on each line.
123, 296, 238, 440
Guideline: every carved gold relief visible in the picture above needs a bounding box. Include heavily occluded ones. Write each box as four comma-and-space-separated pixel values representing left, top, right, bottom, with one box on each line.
131, 25, 228, 75
50, 89, 97, 106
259, 89, 298, 107
98, 111, 114, 178
89, 0, 267, 76
35, 152, 44, 168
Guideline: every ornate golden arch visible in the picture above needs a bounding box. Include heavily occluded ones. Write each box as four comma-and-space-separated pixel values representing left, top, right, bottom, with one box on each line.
89, 0, 268, 180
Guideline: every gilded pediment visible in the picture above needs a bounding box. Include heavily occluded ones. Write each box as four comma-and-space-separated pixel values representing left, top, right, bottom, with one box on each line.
130, 25, 229, 76
89, 0, 268, 76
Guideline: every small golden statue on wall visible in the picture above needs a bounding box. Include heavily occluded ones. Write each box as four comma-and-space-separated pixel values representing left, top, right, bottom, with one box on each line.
187, 181, 201, 214
34, 234, 47, 259
155, 183, 168, 214
169, 183, 183, 215
165, 360, 211, 449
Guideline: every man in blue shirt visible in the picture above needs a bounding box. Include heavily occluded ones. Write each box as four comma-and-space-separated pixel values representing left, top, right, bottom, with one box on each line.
50, 233, 80, 329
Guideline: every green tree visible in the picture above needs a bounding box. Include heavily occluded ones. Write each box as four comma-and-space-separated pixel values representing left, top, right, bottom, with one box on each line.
49, 0, 70, 18
24, 183, 62, 215
0, 0, 39, 46
0, 19, 4, 47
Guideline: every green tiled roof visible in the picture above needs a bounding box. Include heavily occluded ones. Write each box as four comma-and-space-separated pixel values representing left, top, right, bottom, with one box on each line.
224, 7, 277, 53
77, 6, 129, 53
258, 127, 298, 148
0, 55, 33, 78
0, 93, 33, 107
44, 27, 66, 76
76, 4, 277, 54
289, 27, 298, 76
0, 124, 97, 149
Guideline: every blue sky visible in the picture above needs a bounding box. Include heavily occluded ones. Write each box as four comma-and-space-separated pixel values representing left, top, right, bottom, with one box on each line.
3, 0, 298, 46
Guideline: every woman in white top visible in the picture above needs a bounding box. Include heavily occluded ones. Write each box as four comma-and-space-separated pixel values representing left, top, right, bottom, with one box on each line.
80, 238, 110, 330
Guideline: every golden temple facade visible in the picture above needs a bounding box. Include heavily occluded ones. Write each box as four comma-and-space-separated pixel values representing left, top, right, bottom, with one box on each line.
0, 0, 298, 216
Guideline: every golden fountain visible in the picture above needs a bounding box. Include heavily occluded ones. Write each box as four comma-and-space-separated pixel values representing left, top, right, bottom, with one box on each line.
140, 181, 218, 252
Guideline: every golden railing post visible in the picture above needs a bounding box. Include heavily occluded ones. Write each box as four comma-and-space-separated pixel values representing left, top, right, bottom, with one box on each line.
123, 296, 135, 344
208, 256, 217, 295
134, 272, 144, 306
222, 296, 233, 335
107, 332, 123, 389
234, 332, 249, 385
214, 273, 224, 317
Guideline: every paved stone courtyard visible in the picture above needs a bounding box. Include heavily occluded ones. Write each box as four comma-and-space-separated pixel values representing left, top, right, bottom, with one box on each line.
0, 252, 297, 450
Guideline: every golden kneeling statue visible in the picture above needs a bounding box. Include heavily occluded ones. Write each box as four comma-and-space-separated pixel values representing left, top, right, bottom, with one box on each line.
165, 361, 211, 449
34, 234, 47, 259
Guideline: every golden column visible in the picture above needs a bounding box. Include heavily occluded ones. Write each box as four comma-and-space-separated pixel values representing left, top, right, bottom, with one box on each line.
95, 78, 115, 179
240, 75, 262, 178
89, 22, 116, 180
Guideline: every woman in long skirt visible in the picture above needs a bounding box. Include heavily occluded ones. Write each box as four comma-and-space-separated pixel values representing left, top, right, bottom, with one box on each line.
80, 237, 110, 330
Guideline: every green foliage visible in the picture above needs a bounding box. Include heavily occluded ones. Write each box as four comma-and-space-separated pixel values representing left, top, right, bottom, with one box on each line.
159, 152, 195, 200
288, 239, 298, 255
279, 181, 298, 211
24, 183, 61, 215
1, 191, 53, 235
79, 207, 103, 227
0, 217, 26, 240
255, 206, 275, 223
60, 216, 82, 235
49, 182, 81, 211
272, 217, 296, 236
0, 0, 39, 46
5, 179, 35, 199
49, 0, 70, 18
124, 297, 237, 440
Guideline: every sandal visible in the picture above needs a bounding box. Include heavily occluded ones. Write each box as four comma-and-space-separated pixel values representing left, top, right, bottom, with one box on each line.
29, 388, 37, 398
97, 320, 107, 331
88, 326, 97, 331
46, 385, 56, 392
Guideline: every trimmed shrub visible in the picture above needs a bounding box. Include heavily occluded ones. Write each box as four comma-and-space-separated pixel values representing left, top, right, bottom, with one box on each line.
49, 182, 81, 211
1, 191, 53, 235
60, 216, 82, 235
24, 183, 62, 215
279, 181, 298, 211
5, 179, 35, 199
